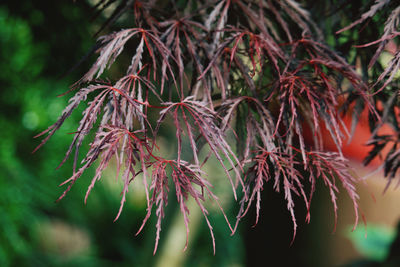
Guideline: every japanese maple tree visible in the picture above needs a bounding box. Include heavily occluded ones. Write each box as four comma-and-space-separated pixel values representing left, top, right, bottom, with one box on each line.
35, 0, 400, 253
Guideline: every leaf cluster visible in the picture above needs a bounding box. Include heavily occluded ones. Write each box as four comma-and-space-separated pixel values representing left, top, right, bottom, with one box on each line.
35, 0, 400, 253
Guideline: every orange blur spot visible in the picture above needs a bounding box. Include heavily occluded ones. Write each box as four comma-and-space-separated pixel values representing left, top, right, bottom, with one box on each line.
304, 102, 398, 167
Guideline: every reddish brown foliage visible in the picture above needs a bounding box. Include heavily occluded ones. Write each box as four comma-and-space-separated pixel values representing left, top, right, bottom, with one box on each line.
35, 0, 400, 253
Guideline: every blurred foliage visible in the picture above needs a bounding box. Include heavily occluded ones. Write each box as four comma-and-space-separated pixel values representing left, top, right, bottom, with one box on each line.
342, 222, 400, 267
0, 2, 243, 266
346, 224, 396, 262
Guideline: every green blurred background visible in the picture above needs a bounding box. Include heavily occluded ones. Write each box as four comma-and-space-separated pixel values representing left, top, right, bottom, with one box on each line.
1, 1, 399, 266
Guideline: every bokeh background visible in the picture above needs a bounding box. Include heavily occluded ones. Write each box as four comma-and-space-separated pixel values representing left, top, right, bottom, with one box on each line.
1, 1, 400, 266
